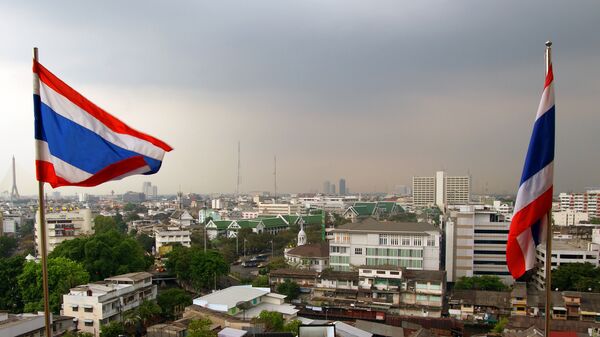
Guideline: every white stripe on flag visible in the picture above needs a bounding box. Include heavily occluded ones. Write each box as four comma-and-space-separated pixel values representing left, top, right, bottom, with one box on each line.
513, 162, 553, 214
516, 228, 537, 271
39, 82, 166, 161
535, 84, 554, 120
36, 140, 93, 183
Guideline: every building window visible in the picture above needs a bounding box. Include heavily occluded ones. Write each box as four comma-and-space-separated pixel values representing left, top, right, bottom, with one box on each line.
427, 238, 435, 246
402, 237, 410, 246
414, 237, 422, 246
379, 234, 388, 245
84, 321, 94, 327
355, 248, 362, 255
84, 307, 93, 313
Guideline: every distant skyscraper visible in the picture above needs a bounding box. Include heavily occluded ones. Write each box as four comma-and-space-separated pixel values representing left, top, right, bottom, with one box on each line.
323, 181, 331, 195
142, 181, 158, 199
331, 184, 336, 195
339, 178, 346, 195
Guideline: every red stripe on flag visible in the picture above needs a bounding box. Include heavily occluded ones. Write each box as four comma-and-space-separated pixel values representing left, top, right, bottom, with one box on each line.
544, 64, 553, 89
33, 61, 173, 152
508, 186, 553, 237
506, 235, 527, 279
36, 156, 148, 188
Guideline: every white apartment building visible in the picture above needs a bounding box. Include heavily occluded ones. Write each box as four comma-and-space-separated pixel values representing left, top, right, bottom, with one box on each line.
155, 226, 191, 254
257, 202, 302, 216
328, 218, 441, 272
62, 272, 157, 336
445, 205, 512, 284
533, 239, 600, 290
412, 171, 470, 209
553, 209, 589, 226
559, 190, 600, 219
35, 208, 93, 255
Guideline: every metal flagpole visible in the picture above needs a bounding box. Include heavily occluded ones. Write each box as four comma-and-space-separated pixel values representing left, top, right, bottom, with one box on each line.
33, 46, 53, 337
544, 40, 553, 337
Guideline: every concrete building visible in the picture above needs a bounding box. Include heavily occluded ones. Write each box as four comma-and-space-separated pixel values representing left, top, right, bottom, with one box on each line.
0, 311, 75, 337
35, 208, 93, 255
155, 226, 191, 255
445, 205, 512, 284
553, 209, 589, 226
284, 243, 329, 272
533, 239, 600, 290
62, 272, 157, 336
257, 202, 302, 216
323, 181, 331, 195
559, 190, 600, 219
412, 171, 471, 209
192, 285, 298, 321
328, 218, 441, 272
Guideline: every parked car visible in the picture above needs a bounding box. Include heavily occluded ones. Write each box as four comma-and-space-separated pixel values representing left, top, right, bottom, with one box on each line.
242, 260, 259, 268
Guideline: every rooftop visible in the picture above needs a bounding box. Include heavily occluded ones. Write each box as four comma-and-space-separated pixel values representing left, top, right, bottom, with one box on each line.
333, 218, 438, 234
193, 286, 273, 311
286, 242, 329, 258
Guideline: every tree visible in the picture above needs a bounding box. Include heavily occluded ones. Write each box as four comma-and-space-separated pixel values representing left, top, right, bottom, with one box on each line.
454, 276, 507, 291
188, 318, 217, 337
19, 219, 35, 236
63, 331, 94, 337
276, 280, 300, 300
165, 246, 229, 292
93, 215, 119, 234
100, 321, 125, 337
252, 275, 269, 287
50, 229, 151, 281
136, 233, 155, 253
552, 263, 600, 292
0, 255, 25, 313
492, 317, 508, 333
284, 319, 302, 336
157, 288, 192, 320
256, 311, 284, 332
0, 236, 18, 257
18, 257, 89, 313
124, 300, 161, 335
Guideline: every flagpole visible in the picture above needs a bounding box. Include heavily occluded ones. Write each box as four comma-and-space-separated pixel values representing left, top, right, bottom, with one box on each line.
543, 40, 553, 337
34, 46, 53, 337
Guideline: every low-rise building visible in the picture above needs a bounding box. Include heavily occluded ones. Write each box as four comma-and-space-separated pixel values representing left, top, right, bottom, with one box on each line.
553, 210, 589, 226
448, 290, 511, 321
62, 272, 157, 336
192, 285, 298, 321
284, 242, 329, 272
0, 312, 75, 337
342, 201, 401, 222
155, 226, 191, 255
329, 218, 441, 272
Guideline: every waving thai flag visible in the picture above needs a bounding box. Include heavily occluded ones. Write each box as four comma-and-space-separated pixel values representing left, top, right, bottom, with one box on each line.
33, 61, 172, 188
506, 64, 555, 279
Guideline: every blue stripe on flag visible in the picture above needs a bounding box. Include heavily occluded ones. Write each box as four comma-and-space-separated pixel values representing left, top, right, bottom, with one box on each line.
520, 106, 555, 185
35, 98, 162, 174
531, 219, 543, 246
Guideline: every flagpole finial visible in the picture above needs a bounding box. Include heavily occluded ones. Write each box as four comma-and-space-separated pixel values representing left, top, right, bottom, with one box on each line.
545, 41, 552, 47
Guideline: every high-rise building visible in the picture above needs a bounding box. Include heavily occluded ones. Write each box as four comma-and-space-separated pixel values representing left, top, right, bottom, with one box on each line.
558, 190, 600, 219
412, 171, 470, 209
331, 184, 336, 195
339, 178, 346, 195
445, 205, 512, 284
323, 180, 331, 195
142, 181, 158, 199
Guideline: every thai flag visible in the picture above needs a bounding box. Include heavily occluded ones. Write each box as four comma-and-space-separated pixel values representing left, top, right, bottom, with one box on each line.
33, 61, 172, 188
506, 64, 555, 279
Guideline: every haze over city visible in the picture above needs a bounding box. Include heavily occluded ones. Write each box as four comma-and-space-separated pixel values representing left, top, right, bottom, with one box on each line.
2, 1, 600, 195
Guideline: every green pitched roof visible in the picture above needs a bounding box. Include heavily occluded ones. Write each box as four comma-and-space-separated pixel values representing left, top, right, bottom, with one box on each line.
261, 217, 289, 228
210, 220, 232, 230
376, 201, 397, 213
352, 202, 377, 216
236, 220, 260, 229
300, 215, 323, 225
282, 214, 300, 225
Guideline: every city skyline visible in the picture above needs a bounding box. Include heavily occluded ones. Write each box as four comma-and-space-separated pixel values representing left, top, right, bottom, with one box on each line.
2, 1, 600, 196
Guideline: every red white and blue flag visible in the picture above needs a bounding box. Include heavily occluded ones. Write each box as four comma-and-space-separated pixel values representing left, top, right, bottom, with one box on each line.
33, 61, 172, 188
506, 64, 555, 279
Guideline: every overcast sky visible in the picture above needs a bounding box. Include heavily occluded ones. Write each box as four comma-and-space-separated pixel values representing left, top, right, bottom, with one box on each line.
1, 1, 600, 196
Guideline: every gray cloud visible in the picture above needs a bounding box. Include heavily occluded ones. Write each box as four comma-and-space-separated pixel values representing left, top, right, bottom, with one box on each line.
1, 1, 599, 196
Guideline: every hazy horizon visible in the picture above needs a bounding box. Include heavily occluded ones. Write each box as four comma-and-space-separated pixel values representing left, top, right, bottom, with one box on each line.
2, 1, 600, 196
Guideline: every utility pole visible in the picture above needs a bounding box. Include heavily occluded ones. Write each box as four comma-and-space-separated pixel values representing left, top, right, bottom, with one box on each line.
236, 141, 241, 197
273, 155, 277, 203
